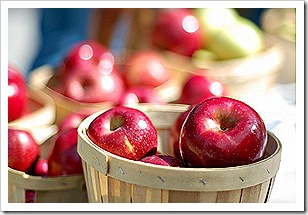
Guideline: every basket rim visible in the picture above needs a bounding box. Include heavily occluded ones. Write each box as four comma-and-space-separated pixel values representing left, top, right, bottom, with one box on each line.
77, 104, 282, 192
8, 167, 85, 191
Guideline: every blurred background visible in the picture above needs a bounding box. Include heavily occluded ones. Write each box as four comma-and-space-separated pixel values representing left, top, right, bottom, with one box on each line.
8, 8, 297, 203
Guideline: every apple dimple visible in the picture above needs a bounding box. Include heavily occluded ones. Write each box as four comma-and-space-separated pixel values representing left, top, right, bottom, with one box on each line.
109, 116, 125, 131
80, 77, 94, 89
215, 111, 238, 131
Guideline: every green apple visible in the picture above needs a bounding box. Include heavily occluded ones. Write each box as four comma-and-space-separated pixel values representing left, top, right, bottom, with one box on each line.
195, 8, 264, 60
195, 8, 240, 41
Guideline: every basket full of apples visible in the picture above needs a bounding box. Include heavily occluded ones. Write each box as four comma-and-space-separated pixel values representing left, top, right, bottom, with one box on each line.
77, 97, 282, 203
8, 113, 90, 203
29, 40, 188, 125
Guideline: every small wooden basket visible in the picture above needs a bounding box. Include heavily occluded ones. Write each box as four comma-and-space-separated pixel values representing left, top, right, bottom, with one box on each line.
77, 104, 282, 203
8, 167, 88, 203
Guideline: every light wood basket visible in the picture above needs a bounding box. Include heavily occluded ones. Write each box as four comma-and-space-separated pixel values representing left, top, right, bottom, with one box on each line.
8, 167, 88, 203
8, 86, 57, 144
77, 104, 282, 203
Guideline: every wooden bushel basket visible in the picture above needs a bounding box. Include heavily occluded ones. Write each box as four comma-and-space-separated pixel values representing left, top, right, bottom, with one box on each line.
77, 104, 282, 203
8, 168, 88, 203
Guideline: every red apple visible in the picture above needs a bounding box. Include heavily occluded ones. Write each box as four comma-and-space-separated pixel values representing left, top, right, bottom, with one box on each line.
34, 157, 49, 177
56, 40, 125, 104
123, 51, 171, 88
169, 107, 192, 160
62, 40, 110, 71
141, 154, 184, 167
87, 106, 158, 161
117, 86, 164, 106
8, 128, 40, 172
25, 190, 36, 203
8, 65, 28, 122
176, 73, 226, 105
48, 128, 83, 176
58, 112, 90, 131
151, 8, 203, 57
180, 97, 267, 168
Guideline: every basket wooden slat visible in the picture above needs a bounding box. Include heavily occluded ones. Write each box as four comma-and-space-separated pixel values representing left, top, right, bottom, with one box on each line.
77, 104, 282, 203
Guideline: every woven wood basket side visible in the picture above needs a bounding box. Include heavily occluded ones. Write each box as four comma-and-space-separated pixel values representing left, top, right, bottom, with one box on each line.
81, 166, 276, 203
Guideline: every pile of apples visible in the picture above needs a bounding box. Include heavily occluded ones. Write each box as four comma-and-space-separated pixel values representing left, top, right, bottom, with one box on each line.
48, 40, 174, 106
86, 96, 268, 168
46, 39, 228, 108
8, 8, 268, 202
8, 39, 228, 202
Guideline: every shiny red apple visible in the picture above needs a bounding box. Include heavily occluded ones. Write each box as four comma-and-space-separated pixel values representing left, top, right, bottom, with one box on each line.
151, 8, 203, 57
62, 40, 110, 71
180, 97, 268, 168
34, 157, 48, 177
56, 40, 125, 104
87, 106, 158, 161
123, 51, 171, 88
8, 65, 28, 122
48, 128, 83, 176
8, 128, 40, 172
117, 86, 164, 106
141, 154, 184, 167
176, 73, 226, 105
